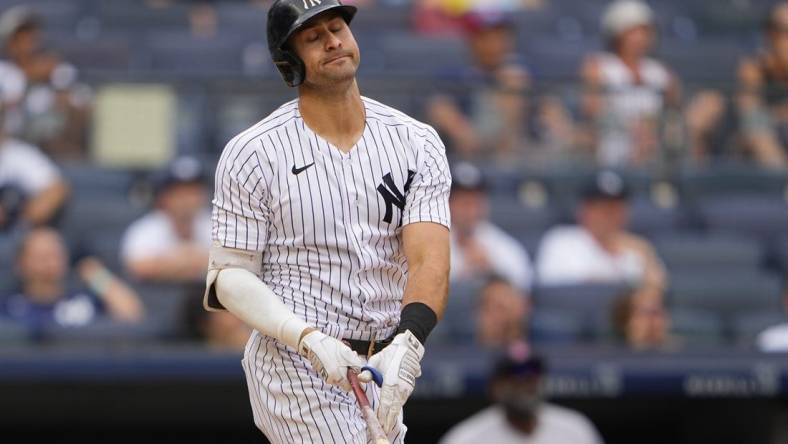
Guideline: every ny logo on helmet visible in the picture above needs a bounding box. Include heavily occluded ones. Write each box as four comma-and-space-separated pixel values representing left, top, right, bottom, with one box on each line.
302, 0, 322, 9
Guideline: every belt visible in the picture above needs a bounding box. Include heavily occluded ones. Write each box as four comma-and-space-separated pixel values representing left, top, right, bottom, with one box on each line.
344, 338, 390, 357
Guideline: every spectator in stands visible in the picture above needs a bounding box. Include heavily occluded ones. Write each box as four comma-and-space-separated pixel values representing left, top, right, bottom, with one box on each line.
476, 276, 530, 349
611, 292, 676, 351
737, 2, 788, 169
535, 170, 666, 301
449, 162, 533, 291
440, 342, 603, 444
1, 227, 144, 334
426, 11, 575, 165
121, 156, 211, 283
183, 284, 251, 351
0, 104, 69, 230
0, 5, 91, 161
580, 0, 681, 167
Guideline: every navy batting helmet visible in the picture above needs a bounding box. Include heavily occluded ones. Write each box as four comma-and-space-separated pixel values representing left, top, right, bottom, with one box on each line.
267, 0, 357, 87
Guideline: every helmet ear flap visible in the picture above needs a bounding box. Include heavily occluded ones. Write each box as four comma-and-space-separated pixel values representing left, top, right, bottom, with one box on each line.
272, 49, 306, 87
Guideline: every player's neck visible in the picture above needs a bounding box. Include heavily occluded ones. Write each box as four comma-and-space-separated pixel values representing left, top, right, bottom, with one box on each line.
298, 81, 365, 153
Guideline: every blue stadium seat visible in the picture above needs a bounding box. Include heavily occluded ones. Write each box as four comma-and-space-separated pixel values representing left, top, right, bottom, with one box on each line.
628, 197, 687, 237
532, 283, 630, 319
654, 234, 764, 274
667, 271, 783, 322
680, 165, 788, 200
442, 280, 485, 344
488, 195, 562, 246
60, 165, 136, 199
41, 316, 168, 345
144, 32, 244, 75
698, 196, 788, 241
129, 282, 200, 339
379, 33, 470, 75
529, 309, 585, 344
670, 309, 725, 346
0, 318, 30, 344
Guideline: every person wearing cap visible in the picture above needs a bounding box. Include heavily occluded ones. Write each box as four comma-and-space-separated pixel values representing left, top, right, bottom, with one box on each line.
440, 342, 603, 444
450, 162, 533, 291
427, 10, 574, 164
0, 5, 90, 160
580, 0, 681, 167
535, 170, 666, 301
120, 156, 211, 283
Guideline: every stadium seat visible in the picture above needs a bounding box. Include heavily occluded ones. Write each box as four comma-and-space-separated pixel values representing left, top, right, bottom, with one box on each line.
628, 197, 687, 237
532, 283, 630, 322
0, 318, 30, 344
529, 309, 585, 344
442, 280, 485, 344
670, 309, 725, 346
667, 272, 783, 322
654, 234, 764, 274
130, 282, 203, 339
488, 195, 562, 246
41, 316, 168, 345
698, 196, 788, 241
680, 165, 788, 200
144, 32, 245, 75
60, 165, 136, 199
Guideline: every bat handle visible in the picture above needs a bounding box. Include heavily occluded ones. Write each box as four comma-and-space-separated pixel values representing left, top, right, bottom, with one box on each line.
347, 369, 390, 444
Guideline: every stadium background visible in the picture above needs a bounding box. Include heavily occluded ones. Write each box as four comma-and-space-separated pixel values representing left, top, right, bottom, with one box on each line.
0, 0, 788, 443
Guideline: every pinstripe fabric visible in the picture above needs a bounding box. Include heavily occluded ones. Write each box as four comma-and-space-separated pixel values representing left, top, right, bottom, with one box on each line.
213, 96, 451, 443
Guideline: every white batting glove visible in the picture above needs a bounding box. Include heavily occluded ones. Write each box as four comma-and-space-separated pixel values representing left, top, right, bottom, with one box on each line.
298, 330, 364, 392
359, 330, 424, 434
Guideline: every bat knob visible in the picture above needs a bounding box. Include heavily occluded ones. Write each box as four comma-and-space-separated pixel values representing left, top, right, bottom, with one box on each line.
361, 365, 384, 387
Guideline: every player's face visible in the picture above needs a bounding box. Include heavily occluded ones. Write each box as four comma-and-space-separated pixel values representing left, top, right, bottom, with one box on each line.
290, 13, 360, 87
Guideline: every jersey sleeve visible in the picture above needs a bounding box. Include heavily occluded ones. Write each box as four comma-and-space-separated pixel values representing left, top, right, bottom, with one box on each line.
402, 126, 452, 229
211, 137, 271, 252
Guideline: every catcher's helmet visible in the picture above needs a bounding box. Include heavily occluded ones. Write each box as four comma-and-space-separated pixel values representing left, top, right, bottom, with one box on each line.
267, 0, 357, 87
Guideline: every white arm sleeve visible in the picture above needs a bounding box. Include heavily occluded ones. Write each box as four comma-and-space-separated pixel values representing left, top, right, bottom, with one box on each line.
215, 267, 310, 350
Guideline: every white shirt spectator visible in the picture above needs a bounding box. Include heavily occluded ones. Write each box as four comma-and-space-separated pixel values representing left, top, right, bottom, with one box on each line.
440, 404, 603, 444
757, 324, 788, 352
451, 221, 533, 290
596, 53, 670, 166
120, 209, 211, 262
0, 60, 26, 104
536, 225, 643, 286
0, 138, 61, 194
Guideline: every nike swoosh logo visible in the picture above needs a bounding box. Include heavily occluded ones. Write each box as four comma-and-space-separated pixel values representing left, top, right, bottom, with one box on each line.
291, 162, 315, 175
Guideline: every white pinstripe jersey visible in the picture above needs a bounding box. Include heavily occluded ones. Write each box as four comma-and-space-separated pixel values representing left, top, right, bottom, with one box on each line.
212, 96, 451, 342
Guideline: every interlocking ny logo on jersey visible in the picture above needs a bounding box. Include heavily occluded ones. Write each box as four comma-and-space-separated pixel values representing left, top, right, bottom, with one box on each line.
302, 0, 322, 9
377, 170, 415, 225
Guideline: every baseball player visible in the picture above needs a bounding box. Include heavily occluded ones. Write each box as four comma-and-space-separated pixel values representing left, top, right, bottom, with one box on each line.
203, 1, 451, 443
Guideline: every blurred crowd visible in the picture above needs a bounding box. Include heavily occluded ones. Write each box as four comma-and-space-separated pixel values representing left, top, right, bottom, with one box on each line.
0, 0, 787, 362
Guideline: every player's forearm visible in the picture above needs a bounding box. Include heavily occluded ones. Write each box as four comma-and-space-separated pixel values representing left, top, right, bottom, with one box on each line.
402, 257, 449, 319
215, 267, 310, 349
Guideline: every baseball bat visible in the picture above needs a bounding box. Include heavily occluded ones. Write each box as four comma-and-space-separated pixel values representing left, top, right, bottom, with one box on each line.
347, 369, 389, 444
